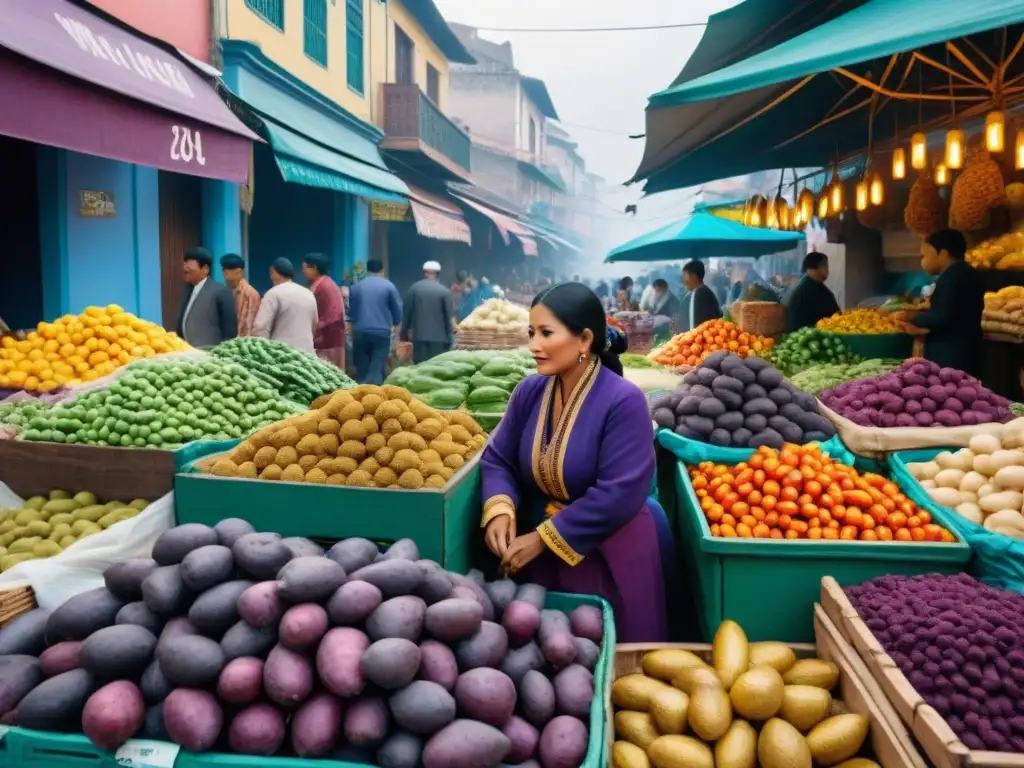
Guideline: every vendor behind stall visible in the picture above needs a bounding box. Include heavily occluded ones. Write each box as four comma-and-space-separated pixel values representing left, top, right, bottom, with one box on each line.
896, 229, 983, 377
783, 251, 841, 331
678, 261, 721, 332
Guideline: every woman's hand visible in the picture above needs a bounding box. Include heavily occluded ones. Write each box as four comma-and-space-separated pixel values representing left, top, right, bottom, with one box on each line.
502, 532, 546, 575
485, 515, 515, 559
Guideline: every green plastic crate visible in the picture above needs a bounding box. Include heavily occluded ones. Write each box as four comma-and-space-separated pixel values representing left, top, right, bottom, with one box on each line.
0, 593, 615, 768
673, 461, 971, 643
836, 333, 913, 361
174, 445, 483, 573
172, 439, 241, 472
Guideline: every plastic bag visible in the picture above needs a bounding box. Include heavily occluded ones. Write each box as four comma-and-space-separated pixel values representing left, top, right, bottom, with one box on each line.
889, 450, 1024, 595
0, 483, 175, 608
817, 401, 1014, 458
657, 428, 855, 467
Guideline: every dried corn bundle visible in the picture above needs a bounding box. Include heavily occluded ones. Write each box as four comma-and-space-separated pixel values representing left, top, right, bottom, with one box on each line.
951, 147, 1005, 231
904, 173, 947, 236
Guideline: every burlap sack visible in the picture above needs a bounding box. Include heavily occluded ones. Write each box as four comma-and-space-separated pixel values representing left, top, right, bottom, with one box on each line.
816, 400, 1019, 458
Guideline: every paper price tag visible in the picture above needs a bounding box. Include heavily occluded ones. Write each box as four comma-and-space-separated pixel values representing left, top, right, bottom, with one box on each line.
114, 739, 180, 768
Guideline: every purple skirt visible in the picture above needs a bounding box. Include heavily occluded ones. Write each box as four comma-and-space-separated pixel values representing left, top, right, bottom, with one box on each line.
523, 506, 668, 643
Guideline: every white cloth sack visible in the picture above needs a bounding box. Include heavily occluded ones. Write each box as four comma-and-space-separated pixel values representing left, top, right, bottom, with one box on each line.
817, 401, 1019, 458
0, 483, 175, 608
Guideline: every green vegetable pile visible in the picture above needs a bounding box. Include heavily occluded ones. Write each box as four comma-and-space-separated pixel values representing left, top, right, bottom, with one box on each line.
620, 353, 663, 369
386, 348, 535, 425
1011, 402, 1024, 418
771, 327, 860, 375
18, 360, 304, 448
788, 358, 903, 395
211, 337, 354, 406
0, 399, 53, 432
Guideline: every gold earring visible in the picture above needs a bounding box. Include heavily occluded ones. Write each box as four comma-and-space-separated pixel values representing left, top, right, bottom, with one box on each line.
577, 353, 586, 364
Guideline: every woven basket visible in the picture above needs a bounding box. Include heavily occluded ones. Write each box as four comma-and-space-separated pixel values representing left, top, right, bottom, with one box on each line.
735, 301, 787, 337
0, 583, 35, 626
455, 328, 528, 350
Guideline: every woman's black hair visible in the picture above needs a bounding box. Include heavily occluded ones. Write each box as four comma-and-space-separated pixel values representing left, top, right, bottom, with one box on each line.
618, 276, 634, 291
532, 282, 626, 376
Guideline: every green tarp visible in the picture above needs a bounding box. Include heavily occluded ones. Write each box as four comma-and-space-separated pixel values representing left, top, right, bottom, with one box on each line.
604, 212, 804, 263
634, 0, 1024, 193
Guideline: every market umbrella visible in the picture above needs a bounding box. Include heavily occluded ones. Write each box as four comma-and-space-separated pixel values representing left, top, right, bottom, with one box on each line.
604, 212, 805, 263
632, 0, 1024, 193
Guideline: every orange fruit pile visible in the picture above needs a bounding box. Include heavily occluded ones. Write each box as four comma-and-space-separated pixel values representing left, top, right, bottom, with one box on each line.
651, 319, 773, 368
691, 444, 956, 543
0, 306, 189, 392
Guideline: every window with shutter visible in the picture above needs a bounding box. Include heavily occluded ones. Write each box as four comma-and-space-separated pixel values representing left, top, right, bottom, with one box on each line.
346, 0, 364, 93
244, 0, 284, 30
303, 0, 328, 66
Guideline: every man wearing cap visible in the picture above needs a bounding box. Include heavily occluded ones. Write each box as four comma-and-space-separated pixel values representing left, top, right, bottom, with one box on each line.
252, 258, 319, 353
219, 253, 261, 337
401, 260, 455, 364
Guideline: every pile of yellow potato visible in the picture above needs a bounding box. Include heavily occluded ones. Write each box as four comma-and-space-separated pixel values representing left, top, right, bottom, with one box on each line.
983, 285, 1024, 338
817, 309, 899, 335
966, 231, 1024, 270
612, 620, 873, 768
0, 306, 189, 391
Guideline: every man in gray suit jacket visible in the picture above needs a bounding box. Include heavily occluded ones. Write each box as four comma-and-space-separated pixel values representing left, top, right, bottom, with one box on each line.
176, 247, 238, 348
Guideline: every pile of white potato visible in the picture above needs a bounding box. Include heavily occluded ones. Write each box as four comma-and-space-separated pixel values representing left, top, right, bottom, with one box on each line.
458, 299, 529, 333
907, 426, 1024, 540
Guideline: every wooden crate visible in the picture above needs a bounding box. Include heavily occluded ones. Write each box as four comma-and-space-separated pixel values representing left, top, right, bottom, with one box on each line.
613, 636, 920, 768
454, 328, 527, 350
0, 439, 174, 501
813, 604, 929, 768
820, 577, 1024, 768
0, 582, 35, 626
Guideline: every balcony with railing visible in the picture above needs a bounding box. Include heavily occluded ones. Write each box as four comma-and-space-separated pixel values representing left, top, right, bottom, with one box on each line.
380, 84, 471, 182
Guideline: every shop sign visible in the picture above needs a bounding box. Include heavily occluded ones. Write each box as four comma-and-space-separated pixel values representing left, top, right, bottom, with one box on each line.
79, 190, 116, 218
371, 201, 410, 222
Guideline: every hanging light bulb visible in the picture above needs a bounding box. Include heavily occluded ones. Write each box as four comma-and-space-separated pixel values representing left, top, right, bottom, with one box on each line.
797, 189, 814, 226
778, 202, 791, 230
765, 196, 779, 229
829, 179, 845, 214
855, 179, 869, 211
1017, 129, 1024, 170
869, 173, 885, 207
911, 132, 928, 170
817, 193, 829, 221
985, 111, 1006, 153
774, 196, 790, 230
945, 128, 966, 169
892, 147, 907, 180
747, 195, 767, 227
934, 163, 951, 185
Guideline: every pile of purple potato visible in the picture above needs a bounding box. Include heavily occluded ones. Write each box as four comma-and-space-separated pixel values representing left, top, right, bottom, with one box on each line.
846, 573, 1024, 753
0, 520, 603, 767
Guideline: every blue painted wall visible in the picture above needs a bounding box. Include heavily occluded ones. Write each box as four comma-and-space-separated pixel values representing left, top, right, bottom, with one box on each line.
202, 179, 242, 281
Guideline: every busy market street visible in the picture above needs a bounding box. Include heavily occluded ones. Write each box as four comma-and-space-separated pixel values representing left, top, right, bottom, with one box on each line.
1, 1, 1024, 767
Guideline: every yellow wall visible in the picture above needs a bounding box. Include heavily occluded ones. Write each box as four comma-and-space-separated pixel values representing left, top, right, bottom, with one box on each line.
225, 0, 452, 128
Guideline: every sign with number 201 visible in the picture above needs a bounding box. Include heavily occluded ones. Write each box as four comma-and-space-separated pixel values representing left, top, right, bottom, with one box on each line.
171, 126, 206, 166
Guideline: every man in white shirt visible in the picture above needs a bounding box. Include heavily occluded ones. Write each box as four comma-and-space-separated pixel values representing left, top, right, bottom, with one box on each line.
252, 258, 319, 353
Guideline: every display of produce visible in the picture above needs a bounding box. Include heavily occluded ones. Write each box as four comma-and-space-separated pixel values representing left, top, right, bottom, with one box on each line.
0, 306, 189, 392
816, 309, 899, 335
457, 298, 529, 332
612, 619, 873, 768
385, 348, 534, 412
0, 399, 54, 432
788, 360, 902, 395
211, 337, 354, 406
17, 360, 304, 448
0, 524, 603, 767
691, 445, 956, 542
845, 574, 1024, 753
0, 489, 148, 571
982, 285, 1024, 338
650, 320, 774, 369
820, 359, 1014, 428
965, 230, 1024, 270
771, 328, 860, 376
906, 430, 1024, 540
650, 352, 836, 449
621, 354, 667, 370
204, 384, 487, 489
880, 296, 929, 313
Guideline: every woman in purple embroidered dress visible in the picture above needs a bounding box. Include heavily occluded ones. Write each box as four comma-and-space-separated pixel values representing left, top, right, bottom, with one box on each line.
480, 282, 668, 642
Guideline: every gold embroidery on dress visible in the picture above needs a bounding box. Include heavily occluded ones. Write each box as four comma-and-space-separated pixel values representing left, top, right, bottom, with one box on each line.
481, 494, 516, 528
538, 519, 583, 566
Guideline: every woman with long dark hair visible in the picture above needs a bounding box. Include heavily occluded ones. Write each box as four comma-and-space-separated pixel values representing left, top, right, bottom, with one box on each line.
479, 282, 668, 641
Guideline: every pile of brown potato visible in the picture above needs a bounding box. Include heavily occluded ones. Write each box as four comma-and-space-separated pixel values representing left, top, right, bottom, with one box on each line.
612, 620, 875, 768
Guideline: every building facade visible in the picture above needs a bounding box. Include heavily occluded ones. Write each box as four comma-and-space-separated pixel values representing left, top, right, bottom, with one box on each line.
1, 0, 253, 331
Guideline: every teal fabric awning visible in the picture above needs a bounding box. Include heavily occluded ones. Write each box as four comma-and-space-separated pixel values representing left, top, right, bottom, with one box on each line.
605, 212, 804, 263
263, 120, 408, 203
634, 0, 1024, 193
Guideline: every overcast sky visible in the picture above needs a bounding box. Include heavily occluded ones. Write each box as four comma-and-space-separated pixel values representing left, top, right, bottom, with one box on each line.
433, 0, 743, 266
